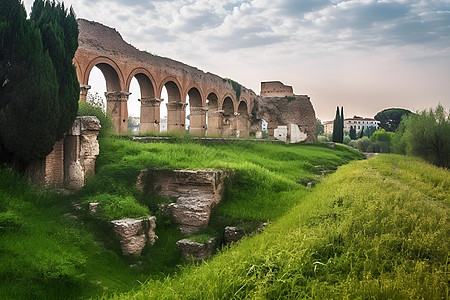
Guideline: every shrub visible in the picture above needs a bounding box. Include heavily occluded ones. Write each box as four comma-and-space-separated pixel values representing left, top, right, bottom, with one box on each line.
78, 102, 113, 138
84, 193, 150, 221
392, 104, 449, 168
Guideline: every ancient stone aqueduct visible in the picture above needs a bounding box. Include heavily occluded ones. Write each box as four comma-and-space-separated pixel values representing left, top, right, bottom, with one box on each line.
74, 19, 317, 140
29, 18, 317, 190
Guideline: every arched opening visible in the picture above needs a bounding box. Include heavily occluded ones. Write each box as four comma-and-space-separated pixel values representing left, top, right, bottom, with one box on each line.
161, 81, 183, 133
87, 62, 128, 133
206, 93, 219, 136
221, 97, 235, 136
237, 101, 249, 137
160, 86, 168, 132
129, 73, 157, 134
86, 66, 107, 113
128, 77, 140, 133
187, 88, 204, 136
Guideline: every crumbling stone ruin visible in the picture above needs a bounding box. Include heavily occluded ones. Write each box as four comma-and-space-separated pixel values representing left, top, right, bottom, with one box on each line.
136, 169, 231, 234
251, 81, 317, 143
27, 116, 101, 190
111, 216, 157, 256
74, 20, 316, 141
176, 238, 218, 261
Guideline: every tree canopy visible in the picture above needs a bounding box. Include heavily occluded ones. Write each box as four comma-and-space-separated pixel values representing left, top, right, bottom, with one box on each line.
374, 108, 412, 132
392, 104, 449, 168
0, 0, 79, 169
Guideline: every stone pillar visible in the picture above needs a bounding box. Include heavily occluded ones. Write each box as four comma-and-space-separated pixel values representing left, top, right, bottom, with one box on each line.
64, 116, 101, 190
140, 97, 162, 134
206, 110, 223, 137
237, 115, 250, 138
105, 91, 130, 134
222, 113, 238, 137
79, 84, 91, 102
189, 107, 207, 136
167, 102, 186, 133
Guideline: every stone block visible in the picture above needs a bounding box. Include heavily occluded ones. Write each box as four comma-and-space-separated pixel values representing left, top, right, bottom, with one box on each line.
224, 226, 245, 244
111, 216, 157, 256
288, 123, 308, 143
176, 238, 217, 261
274, 126, 288, 142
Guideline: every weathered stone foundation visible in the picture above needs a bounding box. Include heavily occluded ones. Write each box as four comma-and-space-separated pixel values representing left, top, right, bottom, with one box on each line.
111, 216, 157, 256
26, 116, 101, 190
137, 169, 231, 234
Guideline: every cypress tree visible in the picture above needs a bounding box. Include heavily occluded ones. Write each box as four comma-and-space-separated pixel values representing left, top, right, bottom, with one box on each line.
360, 127, 365, 138
0, 0, 79, 170
340, 106, 344, 143
332, 106, 340, 142
30, 0, 79, 140
349, 126, 357, 140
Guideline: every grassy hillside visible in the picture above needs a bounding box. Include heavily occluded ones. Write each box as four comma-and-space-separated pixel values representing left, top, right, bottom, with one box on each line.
112, 155, 449, 299
0, 138, 364, 299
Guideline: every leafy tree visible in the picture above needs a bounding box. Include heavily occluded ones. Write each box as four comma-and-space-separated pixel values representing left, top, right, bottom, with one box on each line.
393, 104, 449, 168
349, 126, 357, 140
374, 108, 412, 132
0, 0, 78, 170
316, 118, 324, 136
371, 129, 394, 153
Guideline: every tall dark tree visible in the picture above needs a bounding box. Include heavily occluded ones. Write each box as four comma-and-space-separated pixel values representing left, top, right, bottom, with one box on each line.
0, 0, 79, 169
340, 106, 344, 143
30, 0, 79, 140
374, 108, 412, 132
349, 126, 357, 140
332, 106, 340, 142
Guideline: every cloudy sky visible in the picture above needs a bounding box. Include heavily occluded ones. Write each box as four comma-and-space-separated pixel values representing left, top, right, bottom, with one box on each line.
23, 0, 450, 121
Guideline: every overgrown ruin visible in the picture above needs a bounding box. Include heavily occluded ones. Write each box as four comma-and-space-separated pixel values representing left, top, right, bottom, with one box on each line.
74, 20, 316, 141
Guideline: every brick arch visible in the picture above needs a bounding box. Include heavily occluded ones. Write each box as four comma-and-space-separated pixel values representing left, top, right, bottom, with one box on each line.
159, 77, 183, 103
83, 56, 124, 92
125, 68, 157, 98
186, 86, 204, 108
206, 91, 219, 109
73, 57, 82, 83
220, 94, 236, 113
221, 96, 235, 115
74, 19, 260, 136
238, 100, 249, 116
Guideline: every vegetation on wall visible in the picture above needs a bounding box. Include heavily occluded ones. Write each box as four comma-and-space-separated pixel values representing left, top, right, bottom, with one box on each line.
0, 0, 79, 170
223, 78, 242, 101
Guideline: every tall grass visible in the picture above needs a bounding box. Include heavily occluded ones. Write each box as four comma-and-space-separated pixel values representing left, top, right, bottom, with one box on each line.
0, 138, 364, 299
111, 155, 449, 299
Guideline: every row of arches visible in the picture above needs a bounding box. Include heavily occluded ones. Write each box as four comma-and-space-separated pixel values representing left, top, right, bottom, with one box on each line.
76, 57, 250, 136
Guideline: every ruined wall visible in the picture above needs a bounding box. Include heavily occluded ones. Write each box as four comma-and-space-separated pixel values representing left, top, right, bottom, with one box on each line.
27, 116, 101, 189
260, 81, 294, 97
75, 19, 255, 135
252, 94, 317, 142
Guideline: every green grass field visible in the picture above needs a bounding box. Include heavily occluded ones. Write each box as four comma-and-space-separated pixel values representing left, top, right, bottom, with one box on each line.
112, 154, 449, 299
1, 138, 448, 299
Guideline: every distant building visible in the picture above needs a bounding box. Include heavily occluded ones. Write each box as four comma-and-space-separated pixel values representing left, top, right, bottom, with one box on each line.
323, 120, 334, 134
345, 116, 379, 132
322, 116, 379, 135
